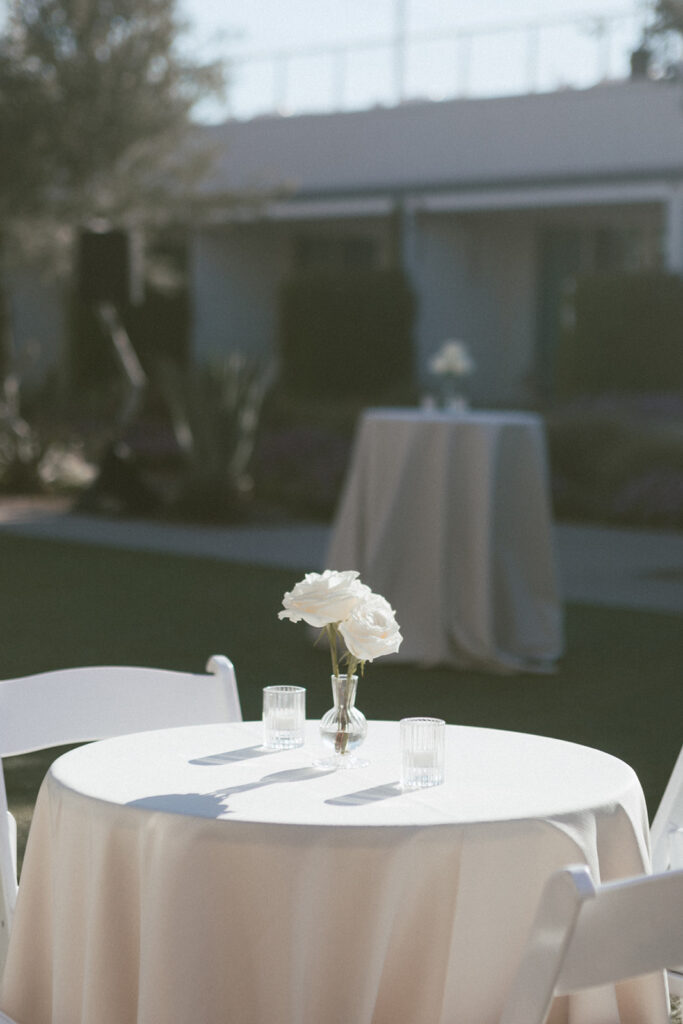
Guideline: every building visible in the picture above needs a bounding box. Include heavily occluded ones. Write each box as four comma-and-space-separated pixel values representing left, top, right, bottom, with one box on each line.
7, 76, 683, 405
191, 76, 683, 405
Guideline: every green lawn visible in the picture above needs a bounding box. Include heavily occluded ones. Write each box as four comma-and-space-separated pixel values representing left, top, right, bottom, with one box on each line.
1, 532, 681, 869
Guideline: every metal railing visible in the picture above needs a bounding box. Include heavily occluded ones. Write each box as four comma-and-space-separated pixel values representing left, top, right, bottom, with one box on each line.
224, 8, 647, 121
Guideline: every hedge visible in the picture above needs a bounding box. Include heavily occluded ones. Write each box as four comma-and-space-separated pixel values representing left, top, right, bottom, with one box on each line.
278, 268, 416, 399
555, 271, 683, 398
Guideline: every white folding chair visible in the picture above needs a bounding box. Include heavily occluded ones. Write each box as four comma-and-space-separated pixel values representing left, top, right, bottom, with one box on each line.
650, 742, 683, 996
651, 743, 683, 874
0, 654, 241, 965
499, 865, 683, 1024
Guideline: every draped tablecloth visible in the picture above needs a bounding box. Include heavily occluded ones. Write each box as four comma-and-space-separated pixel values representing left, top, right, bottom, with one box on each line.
1, 721, 667, 1024
325, 408, 563, 672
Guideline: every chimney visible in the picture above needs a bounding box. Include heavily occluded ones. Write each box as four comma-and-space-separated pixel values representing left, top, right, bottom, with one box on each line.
630, 43, 652, 79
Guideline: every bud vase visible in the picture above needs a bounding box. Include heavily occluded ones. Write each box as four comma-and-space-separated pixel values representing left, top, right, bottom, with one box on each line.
317, 674, 368, 769
441, 376, 468, 412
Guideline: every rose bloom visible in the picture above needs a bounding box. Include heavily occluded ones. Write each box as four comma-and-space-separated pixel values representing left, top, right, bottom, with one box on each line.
278, 569, 370, 629
339, 592, 403, 662
429, 339, 475, 377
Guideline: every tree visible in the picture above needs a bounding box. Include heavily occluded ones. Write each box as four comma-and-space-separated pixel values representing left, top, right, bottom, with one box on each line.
0, 0, 226, 229
0, 0, 229, 396
0, 0, 230, 483
642, 1, 683, 72
649, 0, 683, 35
0, 47, 54, 220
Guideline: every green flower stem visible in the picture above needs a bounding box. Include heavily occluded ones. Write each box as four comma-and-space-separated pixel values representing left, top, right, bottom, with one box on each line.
346, 656, 359, 679
326, 623, 340, 678
326, 626, 366, 758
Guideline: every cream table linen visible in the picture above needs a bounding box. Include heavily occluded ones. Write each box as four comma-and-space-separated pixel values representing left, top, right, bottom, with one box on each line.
325, 408, 563, 671
1, 721, 666, 1024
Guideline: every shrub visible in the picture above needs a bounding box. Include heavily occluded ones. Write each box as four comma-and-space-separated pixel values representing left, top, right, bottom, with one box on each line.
254, 423, 352, 521
546, 392, 683, 528
278, 268, 416, 400
154, 353, 275, 522
556, 272, 683, 398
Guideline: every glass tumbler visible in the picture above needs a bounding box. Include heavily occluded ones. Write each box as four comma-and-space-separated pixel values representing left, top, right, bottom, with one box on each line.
400, 717, 445, 789
262, 685, 306, 749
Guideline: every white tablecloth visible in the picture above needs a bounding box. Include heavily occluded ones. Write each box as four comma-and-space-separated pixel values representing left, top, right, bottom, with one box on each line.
325, 408, 563, 671
1, 721, 666, 1024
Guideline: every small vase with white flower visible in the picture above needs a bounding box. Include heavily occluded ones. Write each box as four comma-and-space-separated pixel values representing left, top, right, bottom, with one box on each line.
429, 338, 475, 411
278, 570, 402, 768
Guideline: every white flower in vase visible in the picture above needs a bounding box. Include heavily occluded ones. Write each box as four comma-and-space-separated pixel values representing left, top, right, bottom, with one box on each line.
429, 339, 475, 410
278, 569, 370, 630
339, 592, 403, 665
279, 569, 402, 678
429, 339, 475, 378
278, 570, 403, 764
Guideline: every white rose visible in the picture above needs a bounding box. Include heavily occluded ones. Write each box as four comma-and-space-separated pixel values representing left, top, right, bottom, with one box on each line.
278, 570, 370, 629
339, 592, 403, 663
429, 340, 474, 377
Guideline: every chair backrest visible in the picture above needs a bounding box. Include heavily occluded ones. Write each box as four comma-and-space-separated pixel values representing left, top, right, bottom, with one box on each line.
499, 865, 683, 1024
0, 655, 241, 933
650, 743, 683, 872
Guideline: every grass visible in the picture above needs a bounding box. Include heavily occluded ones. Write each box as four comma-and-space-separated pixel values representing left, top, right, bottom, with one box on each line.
0, 531, 681, 871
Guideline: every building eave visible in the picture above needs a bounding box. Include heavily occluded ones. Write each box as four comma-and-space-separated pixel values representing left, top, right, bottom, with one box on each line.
199, 168, 683, 224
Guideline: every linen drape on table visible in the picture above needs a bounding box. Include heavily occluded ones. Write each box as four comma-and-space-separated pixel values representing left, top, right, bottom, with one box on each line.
0, 723, 666, 1024
325, 410, 564, 671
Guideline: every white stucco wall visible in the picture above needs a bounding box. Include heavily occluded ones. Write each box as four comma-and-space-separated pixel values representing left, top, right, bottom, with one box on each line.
471, 214, 538, 404
5, 265, 67, 387
665, 185, 683, 272
410, 211, 537, 406
190, 223, 287, 367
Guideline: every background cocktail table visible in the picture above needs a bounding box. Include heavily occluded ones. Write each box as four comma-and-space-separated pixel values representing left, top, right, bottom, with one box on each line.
325, 408, 563, 671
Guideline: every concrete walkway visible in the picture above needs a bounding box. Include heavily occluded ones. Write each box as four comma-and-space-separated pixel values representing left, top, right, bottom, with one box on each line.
1, 496, 681, 615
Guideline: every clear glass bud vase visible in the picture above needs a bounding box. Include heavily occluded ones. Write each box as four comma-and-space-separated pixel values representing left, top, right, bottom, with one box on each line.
442, 375, 468, 412
317, 674, 368, 769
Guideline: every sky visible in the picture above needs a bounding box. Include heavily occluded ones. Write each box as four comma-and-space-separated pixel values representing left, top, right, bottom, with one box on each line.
180, 0, 650, 122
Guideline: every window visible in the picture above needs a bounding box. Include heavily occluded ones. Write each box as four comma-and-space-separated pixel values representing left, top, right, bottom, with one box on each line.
293, 233, 378, 273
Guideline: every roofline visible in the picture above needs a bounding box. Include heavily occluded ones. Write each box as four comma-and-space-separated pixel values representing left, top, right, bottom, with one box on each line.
199, 170, 680, 223
208, 79, 683, 132
272, 166, 683, 202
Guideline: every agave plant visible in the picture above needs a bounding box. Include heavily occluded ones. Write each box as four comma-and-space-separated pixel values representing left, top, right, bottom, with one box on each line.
0, 371, 43, 491
156, 351, 275, 521
0, 370, 98, 495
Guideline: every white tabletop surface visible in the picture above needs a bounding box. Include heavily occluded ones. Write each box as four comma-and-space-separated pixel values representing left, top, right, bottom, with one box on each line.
51, 720, 645, 832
